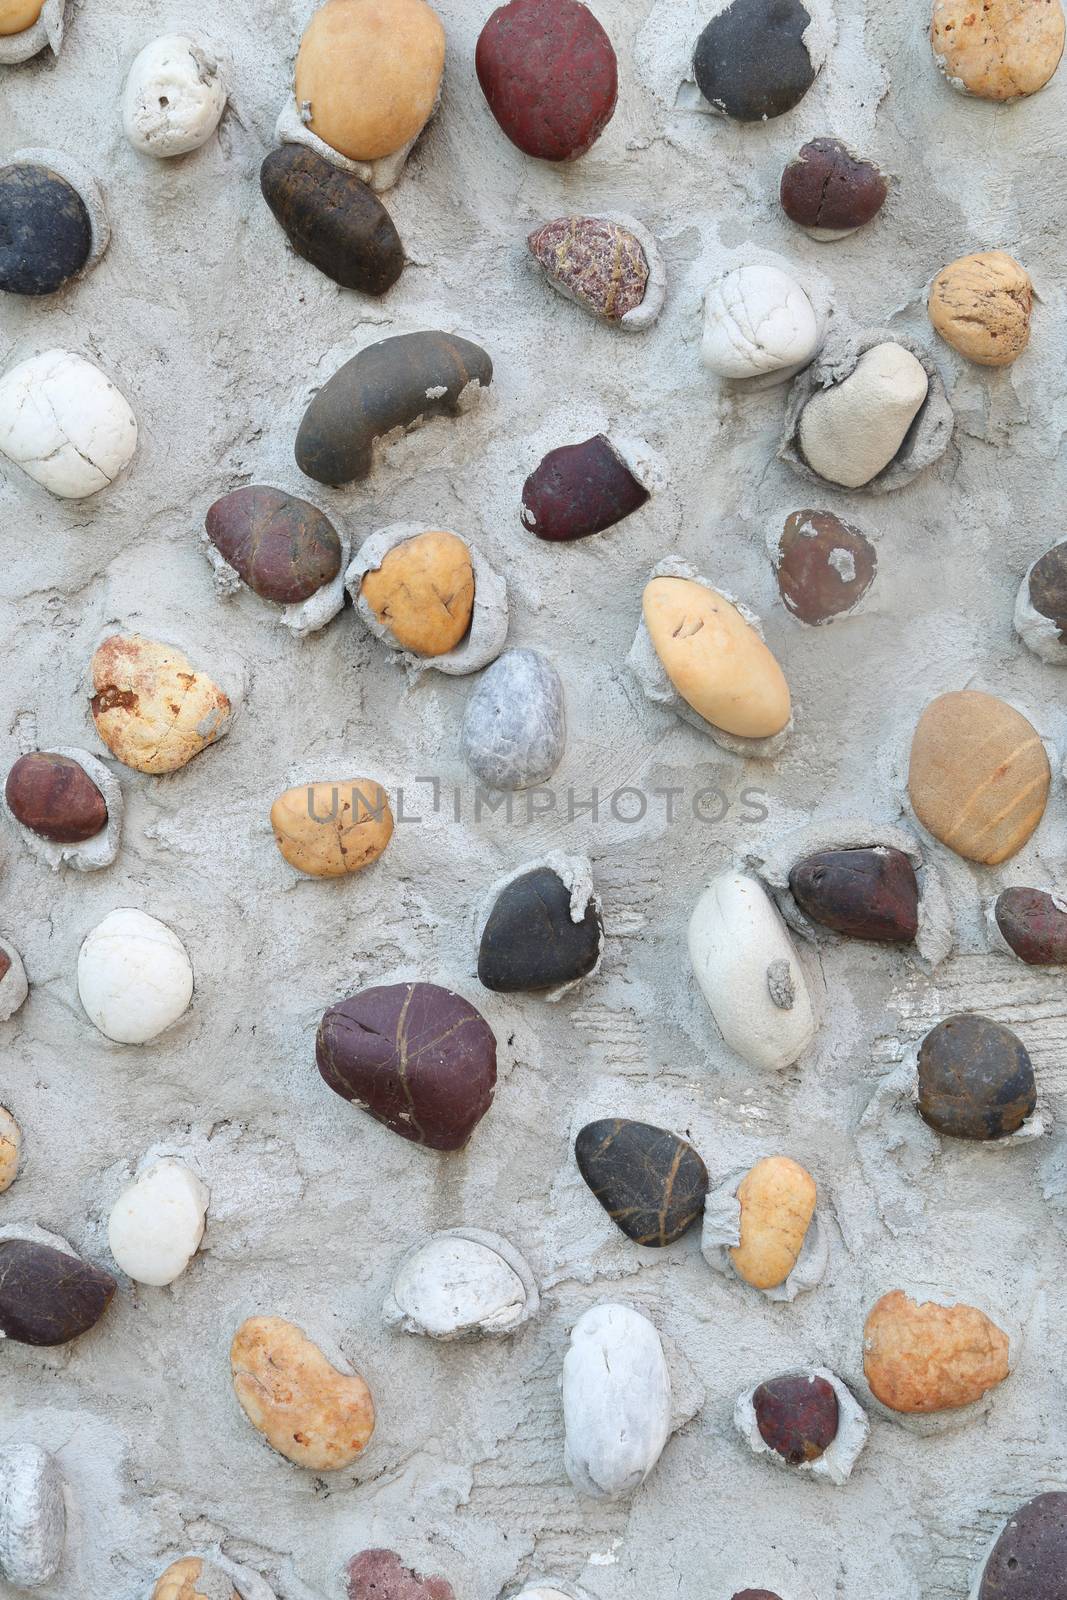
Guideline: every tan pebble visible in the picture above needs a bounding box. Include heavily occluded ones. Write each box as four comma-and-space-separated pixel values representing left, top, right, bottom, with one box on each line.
361, 531, 475, 656
931, 0, 1065, 100
928, 251, 1033, 366
730, 1155, 816, 1290
643, 577, 791, 738
863, 1289, 1010, 1412
908, 689, 1049, 864
151, 1557, 239, 1600
0, 0, 42, 32
90, 635, 233, 776
270, 780, 394, 878
0, 1105, 21, 1192
295, 0, 446, 163
231, 1314, 375, 1470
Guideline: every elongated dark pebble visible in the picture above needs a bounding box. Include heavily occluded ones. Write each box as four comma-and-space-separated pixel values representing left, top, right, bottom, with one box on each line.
260, 146, 404, 296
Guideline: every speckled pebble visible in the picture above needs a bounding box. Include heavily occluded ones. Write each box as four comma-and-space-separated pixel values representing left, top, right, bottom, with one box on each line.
928, 251, 1033, 366
346, 1550, 455, 1600
931, 0, 1065, 99
528, 215, 660, 327
979, 1492, 1067, 1599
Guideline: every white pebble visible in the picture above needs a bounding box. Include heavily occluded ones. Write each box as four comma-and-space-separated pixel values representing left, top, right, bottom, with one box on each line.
383, 1228, 539, 1340
0, 1443, 66, 1589
108, 1157, 209, 1285
561, 1302, 671, 1500
123, 34, 228, 158
0, 349, 137, 499
77, 908, 193, 1045
702, 264, 818, 381
0, 937, 29, 1023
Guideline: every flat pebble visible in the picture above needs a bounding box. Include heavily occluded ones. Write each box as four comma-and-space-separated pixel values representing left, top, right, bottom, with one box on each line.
462, 649, 566, 790
522, 435, 650, 541
0, 1443, 65, 1589
775, 508, 876, 623
931, 0, 1064, 98
0, 161, 91, 295
798, 342, 929, 489
562, 1302, 671, 1499
0, 1106, 20, 1191
271, 780, 393, 878
702, 264, 818, 381
152, 1558, 240, 1600
123, 34, 227, 157
995, 886, 1067, 965
317, 980, 497, 1150
360, 530, 474, 655
730, 1155, 816, 1290
108, 1157, 209, 1285
296, 331, 492, 486
863, 1289, 1009, 1413
478, 864, 601, 992
0, 349, 137, 499
231, 1315, 375, 1469
383, 1227, 538, 1339
575, 1118, 709, 1246
5, 751, 108, 842
78, 908, 193, 1045
346, 1550, 455, 1600
789, 846, 919, 943
261, 145, 404, 294
928, 250, 1032, 366
978, 1493, 1067, 1599
917, 1013, 1036, 1140
908, 689, 1049, 864
752, 1372, 839, 1464
206, 486, 343, 605
476, 0, 618, 160
780, 138, 887, 239
0, 1236, 116, 1344
527, 216, 660, 327
91, 634, 234, 774
693, 0, 823, 119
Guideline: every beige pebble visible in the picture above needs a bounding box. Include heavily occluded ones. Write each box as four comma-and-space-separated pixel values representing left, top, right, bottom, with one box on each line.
798, 343, 929, 489
642, 577, 791, 738
270, 780, 394, 878
151, 1558, 239, 1600
931, 0, 1065, 99
360, 531, 475, 656
928, 251, 1033, 366
0, 0, 42, 32
0, 1106, 20, 1192
863, 1289, 1010, 1412
231, 1315, 375, 1470
730, 1155, 817, 1290
90, 635, 233, 775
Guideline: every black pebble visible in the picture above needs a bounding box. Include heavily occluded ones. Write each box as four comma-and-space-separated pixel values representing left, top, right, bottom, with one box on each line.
693, 0, 818, 122
478, 866, 602, 993
260, 145, 404, 296
0, 163, 93, 296
575, 1118, 709, 1246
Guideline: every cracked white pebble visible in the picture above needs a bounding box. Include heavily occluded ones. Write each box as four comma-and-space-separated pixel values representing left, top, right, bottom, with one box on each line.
0, 349, 137, 499
78, 908, 193, 1045
123, 34, 229, 157
702, 264, 819, 381
562, 1302, 672, 1500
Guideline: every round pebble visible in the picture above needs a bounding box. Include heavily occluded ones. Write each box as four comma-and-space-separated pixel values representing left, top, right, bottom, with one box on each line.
346, 1550, 455, 1600
730, 1155, 817, 1291
752, 1372, 839, 1464
995, 886, 1067, 965
91, 634, 234, 775
562, 1302, 671, 1499
522, 435, 650, 542
78, 908, 194, 1045
775, 509, 877, 623
5, 751, 108, 843
271, 779, 393, 878
107, 1158, 209, 1286
231, 1314, 375, 1470
575, 1118, 709, 1246
123, 34, 228, 157
702, 264, 819, 381
979, 1493, 1067, 1599
476, 0, 618, 161
360, 530, 474, 655
917, 1013, 1036, 1140
462, 648, 566, 790
928, 250, 1033, 366
0, 1106, 20, 1192
789, 846, 920, 943
261, 145, 405, 294
780, 138, 887, 239
479, 864, 601, 992
206, 486, 343, 605
931, 0, 1065, 99
0, 1236, 116, 1345
0, 161, 91, 295
0, 349, 137, 499
798, 342, 929, 489
863, 1289, 1009, 1413
693, 0, 823, 120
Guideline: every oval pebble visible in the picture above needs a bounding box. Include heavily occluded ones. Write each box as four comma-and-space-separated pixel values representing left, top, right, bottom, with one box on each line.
789, 846, 919, 943
91, 634, 234, 775
780, 138, 887, 240
271, 779, 394, 878
206, 486, 343, 605
1017, 541, 1067, 661
575, 1118, 709, 1246
979, 1493, 1067, 1599
231, 1314, 375, 1470
775, 508, 877, 623
562, 1302, 671, 1499
476, 0, 618, 161
462, 648, 566, 790
693, 0, 824, 120
798, 342, 929, 489
5, 750, 108, 843
346, 1550, 455, 1600
261, 145, 404, 295
527, 216, 662, 329
0, 1443, 65, 1589
0, 937, 28, 1022
0, 1106, 20, 1191
78, 908, 193, 1045
863, 1290, 1010, 1413
917, 1013, 1036, 1141
994, 886, 1067, 965
123, 33, 228, 157
382, 1227, 539, 1339
0, 1235, 116, 1345
107, 1157, 209, 1286
931, 0, 1064, 99
730, 1155, 816, 1290
522, 435, 650, 541
0, 349, 137, 499
0, 161, 91, 295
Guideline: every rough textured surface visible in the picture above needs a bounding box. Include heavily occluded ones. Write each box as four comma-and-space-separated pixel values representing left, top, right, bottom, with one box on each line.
789, 846, 920, 943
863, 1290, 1010, 1413
360, 530, 474, 654
798, 342, 930, 489
528, 217, 648, 323
5, 750, 108, 842
0, 1237, 116, 1345
0, 1442, 66, 1589
0, 160, 92, 295
479, 865, 602, 991
780, 138, 887, 238
347, 1548, 456, 1600
123, 34, 228, 158
994, 886, 1067, 964
476, 0, 618, 161
775, 509, 877, 621
928, 250, 1033, 367
693, 0, 820, 119
978, 1493, 1067, 1600
270, 778, 394, 877
261, 145, 405, 295
574, 1118, 709, 1245
752, 1372, 839, 1464
205, 484, 342, 604
522, 435, 649, 541
917, 1012, 1037, 1140
230, 1314, 375, 1470
931, 0, 1065, 99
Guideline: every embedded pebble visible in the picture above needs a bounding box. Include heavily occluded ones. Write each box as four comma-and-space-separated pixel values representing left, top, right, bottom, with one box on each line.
562, 1302, 671, 1499
476, 0, 618, 161
296, 330, 492, 486
78, 908, 193, 1045
90, 633, 235, 775
271, 779, 394, 878
0, 1236, 116, 1344
730, 1156, 816, 1290
733, 1594, 783, 1600
574, 1118, 709, 1246
931, 0, 1064, 99
0, 937, 28, 1021
5, 751, 107, 843
522, 435, 650, 541
0, 161, 91, 295
0, 349, 137, 499
231, 1314, 375, 1469
702, 264, 819, 382
123, 34, 228, 157
863, 1289, 1010, 1413
775, 509, 877, 623
205, 486, 343, 605
346, 1550, 455, 1600
382, 1227, 539, 1339
752, 1373, 839, 1463
1016, 540, 1067, 662
0, 1106, 20, 1191
994, 886, 1067, 965
295, 0, 445, 165
0, 1443, 65, 1589
107, 1157, 209, 1285
360, 530, 474, 655
478, 864, 602, 992
917, 1013, 1036, 1141
797, 342, 929, 489
692, 0, 824, 119
261, 145, 404, 295
527, 216, 663, 329
643, 577, 791, 739
908, 689, 1049, 864
151, 1558, 240, 1600
789, 846, 919, 943
978, 1493, 1067, 1599
0, 0, 44, 32
689, 871, 815, 1070
317, 981, 497, 1150
462, 649, 566, 790
928, 251, 1032, 366
780, 138, 887, 240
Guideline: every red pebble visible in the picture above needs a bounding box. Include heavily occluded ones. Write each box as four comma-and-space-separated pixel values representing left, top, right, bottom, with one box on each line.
476, 0, 618, 162
346, 1550, 456, 1600
522, 435, 649, 541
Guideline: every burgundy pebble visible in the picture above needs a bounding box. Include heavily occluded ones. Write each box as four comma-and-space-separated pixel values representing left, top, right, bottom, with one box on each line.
522, 435, 649, 541
780, 138, 887, 237
206, 485, 343, 604
0, 1238, 116, 1345
346, 1549, 456, 1600
476, 0, 618, 161
316, 981, 497, 1151
753, 1373, 839, 1464
995, 887, 1067, 965
733, 1593, 784, 1600
5, 752, 108, 843
776, 509, 877, 624
789, 846, 920, 944
979, 1492, 1067, 1600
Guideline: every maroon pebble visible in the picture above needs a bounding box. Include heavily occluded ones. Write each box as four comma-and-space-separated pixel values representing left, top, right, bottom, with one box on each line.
995, 887, 1067, 965
206, 485, 342, 605
316, 981, 497, 1151
733, 1593, 784, 1600
346, 1549, 456, 1600
476, 0, 618, 162
0, 949, 10, 983
789, 846, 920, 944
5, 752, 108, 843
753, 1373, 840, 1465
775, 510, 877, 625
522, 435, 649, 541
780, 138, 887, 237
0, 1238, 116, 1346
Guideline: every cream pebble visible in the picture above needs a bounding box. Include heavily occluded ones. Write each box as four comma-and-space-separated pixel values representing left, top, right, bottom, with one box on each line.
0, 937, 29, 1022
0, 349, 137, 499
383, 1227, 539, 1340
797, 343, 929, 489
123, 34, 228, 158
78, 908, 193, 1045
562, 1302, 672, 1500
108, 1157, 209, 1285
702, 264, 819, 383
0, 1443, 66, 1589
0, 1106, 21, 1191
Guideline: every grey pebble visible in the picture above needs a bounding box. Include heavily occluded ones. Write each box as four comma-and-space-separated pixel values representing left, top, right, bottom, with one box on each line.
461, 648, 566, 791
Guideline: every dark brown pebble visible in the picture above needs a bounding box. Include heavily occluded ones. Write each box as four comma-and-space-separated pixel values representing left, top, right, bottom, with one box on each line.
205, 485, 342, 604
753, 1372, 839, 1464
780, 138, 887, 235
5, 752, 108, 843
789, 846, 919, 943
574, 1118, 708, 1246
995, 887, 1067, 965
521, 435, 649, 541
917, 1013, 1036, 1141
260, 146, 404, 296
776, 509, 877, 624
1026, 543, 1067, 636
0, 1238, 116, 1345
979, 1492, 1067, 1600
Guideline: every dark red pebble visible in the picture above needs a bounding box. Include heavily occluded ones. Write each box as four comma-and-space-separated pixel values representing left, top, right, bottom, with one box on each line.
789, 846, 919, 943
206, 485, 342, 604
5, 752, 108, 843
346, 1550, 456, 1600
780, 138, 887, 234
476, 0, 618, 162
0, 1238, 116, 1345
753, 1373, 839, 1464
995, 887, 1067, 965
521, 435, 648, 541
979, 1493, 1067, 1599
733, 1592, 784, 1599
